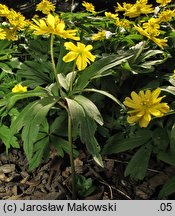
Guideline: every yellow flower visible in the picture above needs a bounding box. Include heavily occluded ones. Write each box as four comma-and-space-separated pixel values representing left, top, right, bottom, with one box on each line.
82, 1, 96, 14
6, 9, 29, 30
158, 9, 175, 23
0, 4, 10, 17
4, 28, 18, 41
105, 12, 118, 19
134, 25, 167, 49
116, 2, 133, 13
36, 0, 55, 15
115, 18, 131, 29
156, 0, 172, 7
116, 0, 154, 18
151, 37, 168, 49
0, 28, 6, 39
30, 14, 80, 40
12, 84, 27, 93
63, 42, 96, 71
142, 18, 160, 36
123, 88, 169, 128
91, 30, 106, 41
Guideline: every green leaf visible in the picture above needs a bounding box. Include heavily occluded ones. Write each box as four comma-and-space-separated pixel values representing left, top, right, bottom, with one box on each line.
158, 176, 175, 198
29, 136, 49, 171
74, 95, 103, 126
28, 39, 50, 58
9, 97, 58, 161
51, 136, 79, 158
157, 151, 175, 166
152, 128, 169, 151
21, 97, 57, 161
76, 175, 96, 197
51, 135, 64, 157
170, 123, 175, 154
50, 111, 68, 137
124, 143, 153, 180
65, 97, 85, 131
73, 54, 133, 91
57, 73, 69, 91
66, 97, 103, 167
168, 78, 175, 87
0, 125, 19, 152
83, 88, 126, 110
161, 86, 175, 96
17, 61, 52, 87
0, 63, 13, 74
56, 44, 74, 75
138, 50, 169, 62
9, 100, 39, 138
6, 89, 49, 111
102, 129, 152, 155
80, 115, 103, 167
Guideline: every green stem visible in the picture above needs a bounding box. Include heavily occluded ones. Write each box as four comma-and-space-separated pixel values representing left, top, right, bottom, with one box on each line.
69, 62, 77, 92
68, 113, 77, 199
50, 34, 60, 89
71, 0, 74, 13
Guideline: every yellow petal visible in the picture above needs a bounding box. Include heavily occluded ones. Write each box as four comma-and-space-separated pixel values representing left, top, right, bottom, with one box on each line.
85, 44, 93, 51
76, 55, 87, 71
127, 115, 140, 124
64, 42, 78, 51
123, 99, 141, 109
63, 52, 78, 62
151, 88, 161, 100
139, 117, 150, 128
143, 112, 151, 122
148, 107, 161, 116
84, 51, 96, 62
131, 91, 141, 103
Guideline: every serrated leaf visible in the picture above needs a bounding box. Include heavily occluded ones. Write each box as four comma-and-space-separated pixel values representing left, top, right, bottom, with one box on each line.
17, 61, 52, 87
9, 100, 39, 137
29, 136, 49, 171
21, 97, 57, 161
0, 125, 19, 152
50, 111, 68, 136
74, 95, 103, 126
66, 97, 102, 166
51, 135, 79, 158
124, 143, 153, 180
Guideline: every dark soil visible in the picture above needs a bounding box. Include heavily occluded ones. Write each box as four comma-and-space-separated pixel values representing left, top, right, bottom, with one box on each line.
0, 146, 175, 200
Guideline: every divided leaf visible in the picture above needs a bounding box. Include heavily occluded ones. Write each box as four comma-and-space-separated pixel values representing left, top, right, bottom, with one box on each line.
66, 97, 103, 167
9, 97, 58, 161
